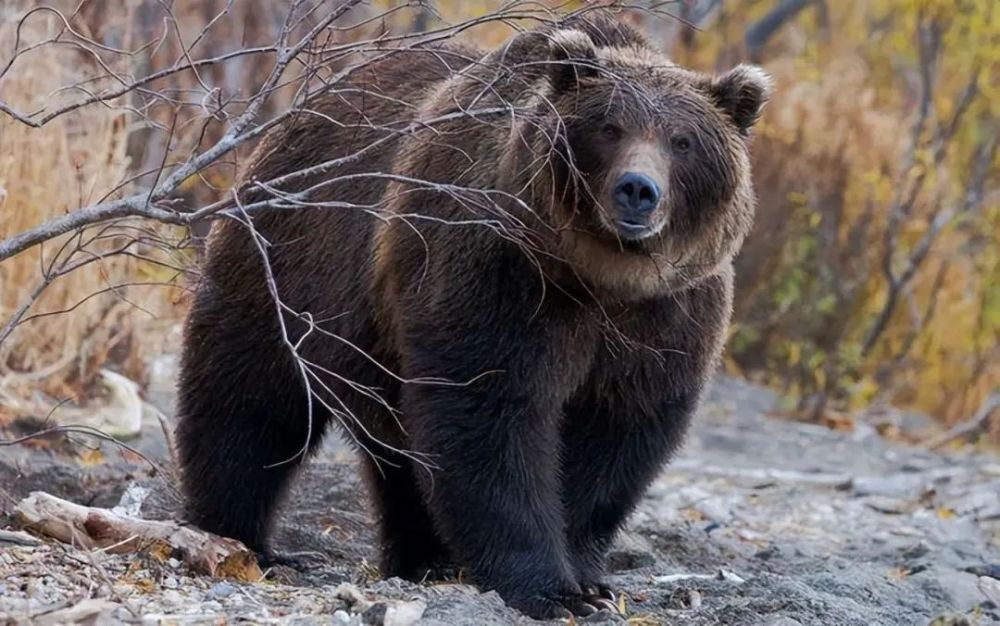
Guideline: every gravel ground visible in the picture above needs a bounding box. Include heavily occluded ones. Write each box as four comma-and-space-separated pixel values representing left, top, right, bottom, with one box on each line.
2, 375, 999, 625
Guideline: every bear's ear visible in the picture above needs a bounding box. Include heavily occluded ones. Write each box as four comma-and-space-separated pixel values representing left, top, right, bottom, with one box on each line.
707, 64, 773, 135
548, 29, 599, 93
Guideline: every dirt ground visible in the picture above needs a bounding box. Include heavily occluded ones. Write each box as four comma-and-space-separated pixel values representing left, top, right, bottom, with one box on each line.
2, 375, 999, 625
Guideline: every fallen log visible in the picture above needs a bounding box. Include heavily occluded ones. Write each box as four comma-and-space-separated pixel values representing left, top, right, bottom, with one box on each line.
14, 491, 263, 582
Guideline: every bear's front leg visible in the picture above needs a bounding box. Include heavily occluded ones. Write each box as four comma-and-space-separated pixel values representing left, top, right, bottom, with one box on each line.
391, 277, 602, 618
398, 333, 588, 618
560, 278, 730, 598
561, 388, 696, 598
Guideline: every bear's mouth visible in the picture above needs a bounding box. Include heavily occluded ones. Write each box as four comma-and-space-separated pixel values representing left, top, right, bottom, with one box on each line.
614, 218, 660, 241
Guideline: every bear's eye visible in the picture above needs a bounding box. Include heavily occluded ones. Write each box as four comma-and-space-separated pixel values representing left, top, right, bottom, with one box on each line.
601, 123, 623, 140
672, 136, 692, 153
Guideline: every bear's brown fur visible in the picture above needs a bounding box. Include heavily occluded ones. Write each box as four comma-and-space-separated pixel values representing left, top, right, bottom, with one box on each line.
175, 11, 770, 619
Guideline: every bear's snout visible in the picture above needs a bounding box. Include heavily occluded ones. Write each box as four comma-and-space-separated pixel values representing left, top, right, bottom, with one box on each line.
611, 171, 663, 239
613, 172, 660, 214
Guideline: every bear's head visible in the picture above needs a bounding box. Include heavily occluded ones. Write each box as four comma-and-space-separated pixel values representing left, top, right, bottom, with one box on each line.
509, 20, 772, 297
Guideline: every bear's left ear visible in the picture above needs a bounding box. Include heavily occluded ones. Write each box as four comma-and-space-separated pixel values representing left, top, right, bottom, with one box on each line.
548, 29, 599, 93
707, 65, 773, 135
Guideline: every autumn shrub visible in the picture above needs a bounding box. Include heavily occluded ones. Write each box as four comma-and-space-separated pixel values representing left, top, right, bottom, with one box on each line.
675, 0, 998, 432
1, 0, 995, 437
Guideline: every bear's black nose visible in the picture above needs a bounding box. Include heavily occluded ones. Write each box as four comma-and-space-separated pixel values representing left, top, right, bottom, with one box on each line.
613, 172, 660, 214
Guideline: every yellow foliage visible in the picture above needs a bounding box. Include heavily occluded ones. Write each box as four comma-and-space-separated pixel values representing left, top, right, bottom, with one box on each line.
0, 0, 995, 434
700, 1, 998, 427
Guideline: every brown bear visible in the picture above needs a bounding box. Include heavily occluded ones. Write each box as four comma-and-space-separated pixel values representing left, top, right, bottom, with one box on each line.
175, 11, 770, 620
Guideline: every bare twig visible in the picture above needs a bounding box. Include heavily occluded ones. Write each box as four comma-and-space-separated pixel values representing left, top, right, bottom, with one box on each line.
923, 393, 1000, 450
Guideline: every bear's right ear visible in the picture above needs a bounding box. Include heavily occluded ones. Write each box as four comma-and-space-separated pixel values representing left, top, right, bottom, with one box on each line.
548, 29, 599, 93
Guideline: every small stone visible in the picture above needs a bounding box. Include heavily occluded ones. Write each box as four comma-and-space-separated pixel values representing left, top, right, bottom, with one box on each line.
362, 602, 388, 625
755, 545, 781, 560
687, 589, 703, 610
333, 610, 353, 625
606, 548, 656, 572
207, 581, 237, 600
717, 569, 746, 584
162, 576, 178, 589
201, 601, 223, 612
160, 589, 183, 606
335, 582, 370, 611
979, 576, 1000, 605
291, 595, 319, 613
902, 542, 931, 561
383, 600, 426, 626
863, 496, 913, 514
966, 564, 1000, 579
167, 558, 182, 569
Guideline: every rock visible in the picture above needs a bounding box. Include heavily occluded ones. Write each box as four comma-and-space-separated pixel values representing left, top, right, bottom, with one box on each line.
754, 544, 781, 560
362, 602, 388, 625
852, 475, 928, 498
207, 581, 237, 600
862, 496, 915, 514
383, 599, 427, 626
912, 568, 984, 612
901, 541, 931, 561
718, 569, 746, 584
333, 610, 355, 625
335, 582, 370, 611
979, 577, 1000, 605
111, 482, 151, 517
606, 534, 659, 573
32, 599, 122, 625
965, 564, 1000, 579
160, 590, 184, 607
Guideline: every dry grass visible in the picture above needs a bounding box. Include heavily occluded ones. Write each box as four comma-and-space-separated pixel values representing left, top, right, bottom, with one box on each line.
0, 4, 181, 410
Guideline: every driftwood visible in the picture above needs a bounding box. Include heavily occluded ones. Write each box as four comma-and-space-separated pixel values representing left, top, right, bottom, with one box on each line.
14, 491, 262, 582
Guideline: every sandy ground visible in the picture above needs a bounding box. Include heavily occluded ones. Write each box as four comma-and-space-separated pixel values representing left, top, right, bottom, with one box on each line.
2, 375, 999, 625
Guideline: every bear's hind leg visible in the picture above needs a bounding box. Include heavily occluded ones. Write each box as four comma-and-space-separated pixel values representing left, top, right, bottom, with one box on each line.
175, 300, 332, 556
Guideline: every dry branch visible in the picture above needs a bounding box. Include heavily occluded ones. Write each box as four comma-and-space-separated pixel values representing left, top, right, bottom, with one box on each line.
923, 393, 1000, 451
14, 491, 263, 581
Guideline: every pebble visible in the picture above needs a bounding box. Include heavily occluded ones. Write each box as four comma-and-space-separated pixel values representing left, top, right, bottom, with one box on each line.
160, 589, 184, 607
333, 610, 354, 625
162, 576, 178, 590
979, 577, 1000, 605
207, 581, 237, 600
291, 595, 319, 613
383, 600, 426, 626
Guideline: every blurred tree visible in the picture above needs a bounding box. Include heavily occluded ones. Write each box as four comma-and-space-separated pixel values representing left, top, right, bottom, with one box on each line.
682, 0, 998, 430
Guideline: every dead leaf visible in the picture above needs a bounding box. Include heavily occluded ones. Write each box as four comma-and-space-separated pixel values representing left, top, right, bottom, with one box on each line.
78, 448, 106, 466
